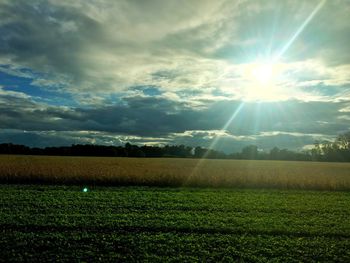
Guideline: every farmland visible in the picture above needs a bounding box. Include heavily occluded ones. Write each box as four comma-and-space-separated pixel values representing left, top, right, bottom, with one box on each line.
1, 155, 350, 261
1, 185, 350, 262
1, 155, 350, 190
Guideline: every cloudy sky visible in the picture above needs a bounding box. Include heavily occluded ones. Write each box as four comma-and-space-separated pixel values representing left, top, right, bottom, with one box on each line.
0, 0, 349, 153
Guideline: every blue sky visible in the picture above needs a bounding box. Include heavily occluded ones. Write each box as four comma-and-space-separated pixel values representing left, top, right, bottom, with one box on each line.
0, 0, 349, 152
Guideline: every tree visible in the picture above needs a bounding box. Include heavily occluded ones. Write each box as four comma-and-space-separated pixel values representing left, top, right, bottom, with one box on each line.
334, 132, 350, 161
269, 147, 280, 160
310, 132, 350, 162
194, 146, 207, 158
336, 132, 350, 150
241, 145, 258, 159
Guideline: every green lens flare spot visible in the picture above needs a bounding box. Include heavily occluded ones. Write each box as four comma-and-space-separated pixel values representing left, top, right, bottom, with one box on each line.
83, 187, 89, 193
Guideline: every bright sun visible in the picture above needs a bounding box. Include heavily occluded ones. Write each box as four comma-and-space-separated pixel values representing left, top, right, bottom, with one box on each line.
252, 63, 274, 85
242, 60, 285, 101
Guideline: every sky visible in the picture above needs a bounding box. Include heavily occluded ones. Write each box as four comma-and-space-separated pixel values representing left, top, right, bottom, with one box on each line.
0, 0, 349, 153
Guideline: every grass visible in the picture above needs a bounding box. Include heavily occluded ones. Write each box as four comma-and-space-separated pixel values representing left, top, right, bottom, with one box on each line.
1, 155, 350, 190
1, 185, 350, 262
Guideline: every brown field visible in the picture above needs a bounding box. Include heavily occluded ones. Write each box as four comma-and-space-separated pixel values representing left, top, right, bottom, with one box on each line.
0, 155, 350, 190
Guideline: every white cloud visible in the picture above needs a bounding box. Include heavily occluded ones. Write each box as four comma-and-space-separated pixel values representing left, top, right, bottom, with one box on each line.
171, 130, 256, 141
0, 0, 349, 104
257, 131, 334, 140
0, 86, 30, 99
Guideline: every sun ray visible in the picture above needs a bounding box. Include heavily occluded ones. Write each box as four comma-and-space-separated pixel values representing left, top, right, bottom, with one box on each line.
186, 102, 245, 185
274, 0, 327, 62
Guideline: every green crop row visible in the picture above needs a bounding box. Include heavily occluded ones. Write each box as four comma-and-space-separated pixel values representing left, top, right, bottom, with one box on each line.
1, 185, 350, 262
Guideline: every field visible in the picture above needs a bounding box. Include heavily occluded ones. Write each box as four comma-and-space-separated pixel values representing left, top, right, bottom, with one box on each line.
1, 155, 350, 190
1, 155, 350, 261
1, 185, 350, 262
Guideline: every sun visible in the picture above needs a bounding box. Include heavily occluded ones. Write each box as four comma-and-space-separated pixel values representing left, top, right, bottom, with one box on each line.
241, 60, 285, 101
252, 63, 274, 85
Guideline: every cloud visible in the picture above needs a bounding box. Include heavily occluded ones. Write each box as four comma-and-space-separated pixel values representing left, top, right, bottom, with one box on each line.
1, 90, 350, 151
0, 0, 349, 150
0, 0, 348, 102
0, 0, 229, 94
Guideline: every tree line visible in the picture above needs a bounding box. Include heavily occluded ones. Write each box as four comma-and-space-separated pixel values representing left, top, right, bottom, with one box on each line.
1, 132, 349, 162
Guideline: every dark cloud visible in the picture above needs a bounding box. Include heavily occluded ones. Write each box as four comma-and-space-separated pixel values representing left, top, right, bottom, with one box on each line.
0, 130, 77, 148
0, 0, 102, 84
1, 91, 350, 150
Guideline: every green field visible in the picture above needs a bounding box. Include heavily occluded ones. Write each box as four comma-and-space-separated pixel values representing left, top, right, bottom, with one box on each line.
1, 185, 350, 262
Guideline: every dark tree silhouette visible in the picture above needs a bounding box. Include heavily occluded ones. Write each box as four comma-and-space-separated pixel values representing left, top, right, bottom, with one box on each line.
241, 145, 258, 160
1, 131, 350, 162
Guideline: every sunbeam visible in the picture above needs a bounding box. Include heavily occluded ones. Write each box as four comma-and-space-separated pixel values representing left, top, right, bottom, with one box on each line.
274, 0, 327, 61
187, 102, 245, 183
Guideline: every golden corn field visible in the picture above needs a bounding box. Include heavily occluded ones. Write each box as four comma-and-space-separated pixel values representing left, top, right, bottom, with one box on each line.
1, 155, 350, 190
